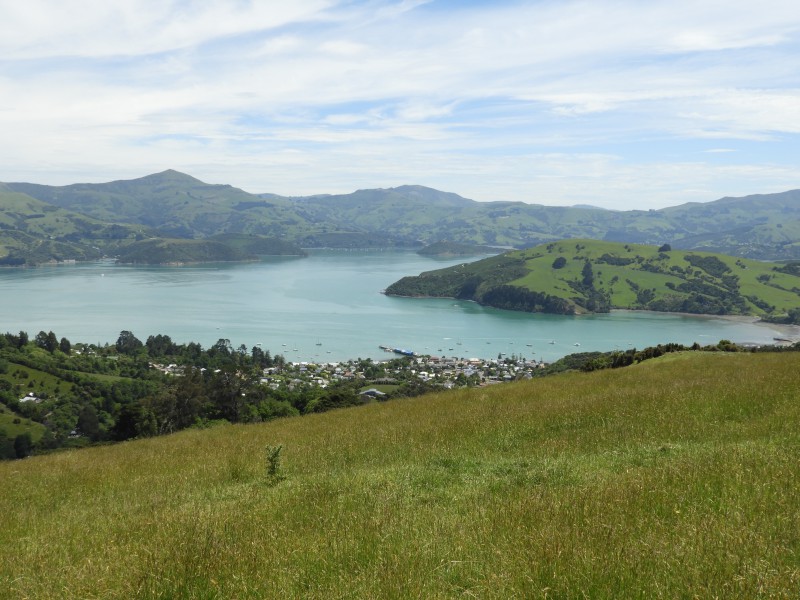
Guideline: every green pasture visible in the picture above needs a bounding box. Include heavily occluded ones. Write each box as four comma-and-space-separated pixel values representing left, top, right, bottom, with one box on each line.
2, 351, 799, 598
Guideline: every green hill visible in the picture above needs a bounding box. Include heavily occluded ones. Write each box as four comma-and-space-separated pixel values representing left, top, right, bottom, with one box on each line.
292, 186, 800, 257
386, 239, 800, 317
7, 171, 800, 258
417, 240, 505, 257
207, 233, 307, 257
0, 179, 312, 265
7, 170, 326, 240
0, 189, 153, 265
115, 234, 306, 264
1, 351, 798, 597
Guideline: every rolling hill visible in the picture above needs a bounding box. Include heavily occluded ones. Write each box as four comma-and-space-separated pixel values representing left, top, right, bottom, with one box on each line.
0, 188, 153, 265
4, 170, 800, 261
6, 170, 319, 239
115, 234, 306, 265
385, 239, 800, 318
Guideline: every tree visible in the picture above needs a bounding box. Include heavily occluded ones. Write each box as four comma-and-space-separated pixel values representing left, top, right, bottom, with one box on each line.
116, 330, 143, 355
307, 382, 360, 413
35, 331, 49, 351
77, 405, 101, 441
581, 260, 594, 287
59, 337, 72, 355
209, 338, 233, 363
14, 432, 33, 459
552, 256, 567, 269
184, 342, 203, 361
658, 243, 672, 252
112, 403, 155, 441
151, 367, 209, 433
208, 366, 248, 422
251, 345, 265, 367
146, 334, 175, 357
0, 431, 16, 460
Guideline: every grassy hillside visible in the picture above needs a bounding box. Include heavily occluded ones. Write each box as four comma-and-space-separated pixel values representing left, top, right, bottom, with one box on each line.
673, 219, 800, 259
0, 402, 45, 441
292, 186, 800, 257
207, 233, 307, 257
0, 181, 311, 265
386, 239, 800, 317
417, 240, 504, 257
7, 171, 800, 258
293, 187, 616, 248
1, 351, 798, 598
115, 234, 306, 264
0, 190, 152, 265
7, 170, 325, 240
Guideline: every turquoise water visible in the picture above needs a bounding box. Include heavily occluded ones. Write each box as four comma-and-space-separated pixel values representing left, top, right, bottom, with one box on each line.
0, 249, 785, 362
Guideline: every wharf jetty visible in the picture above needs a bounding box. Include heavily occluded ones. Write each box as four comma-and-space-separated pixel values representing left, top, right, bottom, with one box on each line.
379, 345, 416, 357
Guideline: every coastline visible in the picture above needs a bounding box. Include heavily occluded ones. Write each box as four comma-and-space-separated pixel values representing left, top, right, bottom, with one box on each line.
610, 309, 800, 344
750, 319, 800, 344
704, 314, 800, 344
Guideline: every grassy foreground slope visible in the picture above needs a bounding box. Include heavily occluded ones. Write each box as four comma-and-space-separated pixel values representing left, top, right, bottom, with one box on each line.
2, 352, 799, 598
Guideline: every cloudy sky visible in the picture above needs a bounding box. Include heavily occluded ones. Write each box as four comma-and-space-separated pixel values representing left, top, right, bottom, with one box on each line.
1, 0, 799, 209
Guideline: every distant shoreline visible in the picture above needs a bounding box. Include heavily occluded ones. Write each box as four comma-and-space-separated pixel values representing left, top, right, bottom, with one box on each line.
610, 309, 800, 344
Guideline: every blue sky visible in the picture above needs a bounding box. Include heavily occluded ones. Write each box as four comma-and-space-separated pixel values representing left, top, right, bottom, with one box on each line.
1, 0, 799, 209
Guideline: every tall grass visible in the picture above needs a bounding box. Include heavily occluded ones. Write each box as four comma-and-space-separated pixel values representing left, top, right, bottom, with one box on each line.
2, 352, 799, 598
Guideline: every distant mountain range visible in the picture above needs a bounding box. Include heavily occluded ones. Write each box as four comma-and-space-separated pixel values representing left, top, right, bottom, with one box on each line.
2, 169, 800, 265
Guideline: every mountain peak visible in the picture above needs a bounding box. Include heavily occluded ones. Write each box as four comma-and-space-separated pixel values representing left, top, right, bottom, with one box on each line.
138, 169, 205, 185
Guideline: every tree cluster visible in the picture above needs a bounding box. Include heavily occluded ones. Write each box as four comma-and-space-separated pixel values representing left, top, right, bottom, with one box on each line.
0, 330, 441, 459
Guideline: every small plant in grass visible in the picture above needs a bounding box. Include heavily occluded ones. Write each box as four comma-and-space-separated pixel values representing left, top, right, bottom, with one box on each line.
264, 444, 285, 485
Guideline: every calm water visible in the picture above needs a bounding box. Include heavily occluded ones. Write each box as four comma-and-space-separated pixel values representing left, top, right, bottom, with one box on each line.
0, 250, 786, 363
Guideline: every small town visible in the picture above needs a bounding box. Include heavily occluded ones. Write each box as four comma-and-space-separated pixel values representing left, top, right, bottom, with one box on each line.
271, 353, 548, 393
151, 352, 548, 398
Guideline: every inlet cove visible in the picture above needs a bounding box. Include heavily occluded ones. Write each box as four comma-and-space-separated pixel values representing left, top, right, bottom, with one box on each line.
0, 250, 788, 363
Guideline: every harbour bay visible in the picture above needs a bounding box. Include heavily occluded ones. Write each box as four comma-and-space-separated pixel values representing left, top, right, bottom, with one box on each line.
0, 249, 788, 363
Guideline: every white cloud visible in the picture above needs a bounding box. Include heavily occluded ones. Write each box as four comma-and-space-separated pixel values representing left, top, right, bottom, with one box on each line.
1, 0, 800, 208
0, 0, 335, 58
